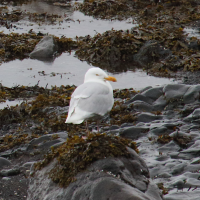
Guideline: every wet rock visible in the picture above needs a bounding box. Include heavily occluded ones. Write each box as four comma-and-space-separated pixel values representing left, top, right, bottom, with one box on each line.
30, 36, 58, 59
129, 100, 153, 112
27, 147, 163, 200
0, 157, 11, 169
171, 162, 187, 175
109, 125, 120, 130
164, 190, 200, 200
140, 86, 152, 93
149, 125, 174, 136
27, 133, 67, 151
0, 166, 20, 177
157, 172, 172, 178
183, 108, 200, 122
190, 158, 200, 164
120, 126, 149, 140
2, 177, 11, 181
163, 84, 190, 100
158, 141, 180, 152
127, 94, 154, 104
137, 113, 162, 123
181, 103, 200, 118
183, 85, 200, 104
142, 87, 163, 101
22, 161, 36, 168
155, 155, 170, 162
164, 110, 176, 119
153, 95, 168, 110
180, 140, 200, 154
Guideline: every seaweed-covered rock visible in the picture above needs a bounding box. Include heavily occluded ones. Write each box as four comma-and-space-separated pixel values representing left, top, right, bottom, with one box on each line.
134, 40, 171, 67
27, 146, 163, 200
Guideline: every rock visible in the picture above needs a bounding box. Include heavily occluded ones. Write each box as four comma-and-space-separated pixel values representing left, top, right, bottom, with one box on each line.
137, 113, 163, 123
127, 94, 154, 104
120, 126, 149, 140
22, 162, 36, 168
158, 141, 180, 152
27, 147, 163, 200
142, 87, 163, 101
163, 84, 190, 100
171, 163, 187, 175
153, 95, 168, 110
30, 36, 58, 59
0, 166, 20, 177
149, 126, 173, 136
2, 177, 11, 181
134, 40, 171, 67
140, 86, 152, 93
184, 108, 200, 122
129, 100, 153, 112
0, 157, 11, 169
183, 85, 200, 104
27, 133, 67, 151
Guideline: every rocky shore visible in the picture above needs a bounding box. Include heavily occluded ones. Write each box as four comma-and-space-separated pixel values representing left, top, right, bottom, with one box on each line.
1, 83, 200, 199
1, 0, 200, 199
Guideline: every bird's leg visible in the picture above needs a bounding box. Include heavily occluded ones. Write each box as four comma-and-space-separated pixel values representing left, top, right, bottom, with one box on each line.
86, 120, 89, 136
97, 120, 100, 133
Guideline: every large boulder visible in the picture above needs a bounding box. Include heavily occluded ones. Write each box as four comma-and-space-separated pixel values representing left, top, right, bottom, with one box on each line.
27, 147, 163, 200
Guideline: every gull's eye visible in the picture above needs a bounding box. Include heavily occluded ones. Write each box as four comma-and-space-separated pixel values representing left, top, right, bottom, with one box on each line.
96, 74, 99, 76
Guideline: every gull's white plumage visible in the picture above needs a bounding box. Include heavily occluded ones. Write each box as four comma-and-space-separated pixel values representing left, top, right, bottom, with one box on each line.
65, 67, 116, 124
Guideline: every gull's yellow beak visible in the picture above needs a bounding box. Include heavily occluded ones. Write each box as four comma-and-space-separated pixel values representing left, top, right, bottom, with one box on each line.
105, 76, 117, 82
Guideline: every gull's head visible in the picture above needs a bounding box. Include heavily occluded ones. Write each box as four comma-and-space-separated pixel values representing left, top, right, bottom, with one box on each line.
84, 67, 117, 83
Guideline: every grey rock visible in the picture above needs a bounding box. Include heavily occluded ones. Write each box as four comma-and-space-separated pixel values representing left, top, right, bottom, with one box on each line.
150, 126, 169, 136
140, 86, 152, 93
183, 85, 200, 104
163, 84, 190, 100
120, 126, 150, 140
27, 133, 66, 151
0, 167, 20, 177
183, 108, 200, 122
181, 140, 200, 154
171, 163, 187, 175
0, 157, 11, 169
158, 141, 180, 152
157, 172, 172, 178
22, 161, 36, 168
142, 87, 163, 101
30, 36, 58, 58
128, 94, 153, 104
153, 95, 167, 110
190, 158, 200, 164
2, 177, 11, 181
37, 139, 64, 150
109, 125, 120, 130
27, 147, 163, 200
129, 100, 153, 112
137, 113, 163, 123
155, 155, 170, 161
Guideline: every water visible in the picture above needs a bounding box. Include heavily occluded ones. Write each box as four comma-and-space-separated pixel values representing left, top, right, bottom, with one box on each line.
0, 0, 176, 107
0, 52, 176, 90
0, 99, 26, 110
2, 1, 135, 38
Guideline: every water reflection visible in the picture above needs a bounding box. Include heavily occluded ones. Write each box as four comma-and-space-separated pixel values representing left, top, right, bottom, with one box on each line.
0, 52, 176, 90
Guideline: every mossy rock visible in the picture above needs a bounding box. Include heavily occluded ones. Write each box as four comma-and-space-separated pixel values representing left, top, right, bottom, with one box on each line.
34, 133, 138, 187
